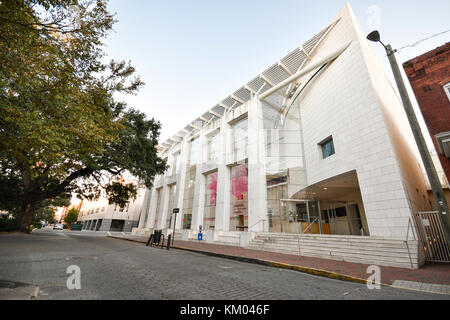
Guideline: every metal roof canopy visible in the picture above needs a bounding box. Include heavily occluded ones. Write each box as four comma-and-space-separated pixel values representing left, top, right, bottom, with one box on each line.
161, 18, 341, 151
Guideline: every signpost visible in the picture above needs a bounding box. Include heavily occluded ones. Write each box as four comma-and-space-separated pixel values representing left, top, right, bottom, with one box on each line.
172, 208, 179, 245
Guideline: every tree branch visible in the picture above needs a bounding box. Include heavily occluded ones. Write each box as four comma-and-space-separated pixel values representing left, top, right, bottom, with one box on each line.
46, 167, 94, 199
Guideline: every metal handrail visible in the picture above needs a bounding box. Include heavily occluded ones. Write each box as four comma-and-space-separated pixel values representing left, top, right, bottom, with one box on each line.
247, 219, 267, 251
302, 218, 319, 234
248, 219, 267, 231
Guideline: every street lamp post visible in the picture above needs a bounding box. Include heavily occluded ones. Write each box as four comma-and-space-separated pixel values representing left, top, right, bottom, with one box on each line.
366, 31, 450, 244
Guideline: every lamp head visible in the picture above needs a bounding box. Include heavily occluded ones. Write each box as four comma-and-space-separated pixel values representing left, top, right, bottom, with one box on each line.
367, 30, 381, 42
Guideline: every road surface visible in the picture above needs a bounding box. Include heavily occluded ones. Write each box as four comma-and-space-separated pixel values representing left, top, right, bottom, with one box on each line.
0, 229, 448, 300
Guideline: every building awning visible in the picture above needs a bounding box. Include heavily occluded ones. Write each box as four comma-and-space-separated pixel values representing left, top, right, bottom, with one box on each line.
160, 18, 342, 151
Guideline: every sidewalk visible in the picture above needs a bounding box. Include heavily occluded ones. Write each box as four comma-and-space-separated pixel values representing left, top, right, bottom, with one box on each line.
108, 234, 450, 295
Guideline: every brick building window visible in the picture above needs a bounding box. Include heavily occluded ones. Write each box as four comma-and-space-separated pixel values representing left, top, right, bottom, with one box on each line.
444, 83, 450, 102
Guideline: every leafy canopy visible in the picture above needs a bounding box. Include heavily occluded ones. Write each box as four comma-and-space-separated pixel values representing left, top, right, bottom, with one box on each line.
64, 208, 79, 225
0, 0, 167, 229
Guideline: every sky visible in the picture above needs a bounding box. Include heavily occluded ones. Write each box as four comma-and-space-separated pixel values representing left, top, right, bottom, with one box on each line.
102, 0, 450, 147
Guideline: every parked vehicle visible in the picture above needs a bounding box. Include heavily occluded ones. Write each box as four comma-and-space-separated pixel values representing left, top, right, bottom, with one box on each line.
53, 224, 64, 230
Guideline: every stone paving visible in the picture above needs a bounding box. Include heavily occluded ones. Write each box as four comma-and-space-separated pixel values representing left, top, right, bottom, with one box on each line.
109, 234, 450, 293
392, 280, 450, 295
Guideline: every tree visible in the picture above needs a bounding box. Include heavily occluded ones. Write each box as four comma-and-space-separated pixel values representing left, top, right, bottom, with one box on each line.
64, 208, 79, 225
36, 196, 71, 224
0, 1, 167, 232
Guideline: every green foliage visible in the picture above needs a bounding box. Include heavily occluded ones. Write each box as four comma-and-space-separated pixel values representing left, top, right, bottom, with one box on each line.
0, 216, 19, 232
105, 181, 138, 209
64, 208, 78, 225
0, 1, 167, 231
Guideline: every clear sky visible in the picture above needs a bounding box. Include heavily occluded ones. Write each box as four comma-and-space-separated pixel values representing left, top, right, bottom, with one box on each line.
103, 0, 450, 147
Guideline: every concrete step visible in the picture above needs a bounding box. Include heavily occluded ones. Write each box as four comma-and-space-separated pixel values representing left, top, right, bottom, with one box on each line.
255, 233, 409, 245
246, 244, 418, 269
248, 242, 418, 259
250, 239, 416, 254
258, 232, 396, 241
250, 238, 418, 253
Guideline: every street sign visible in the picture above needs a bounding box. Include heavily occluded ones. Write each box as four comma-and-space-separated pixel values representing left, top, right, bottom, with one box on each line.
173, 208, 180, 214
198, 233, 203, 241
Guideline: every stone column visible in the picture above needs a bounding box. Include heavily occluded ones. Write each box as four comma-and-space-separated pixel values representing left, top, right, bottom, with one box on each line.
248, 98, 268, 232
191, 130, 207, 232
145, 187, 158, 229
158, 183, 170, 230
137, 189, 151, 230
215, 115, 232, 232
174, 138, 189, 230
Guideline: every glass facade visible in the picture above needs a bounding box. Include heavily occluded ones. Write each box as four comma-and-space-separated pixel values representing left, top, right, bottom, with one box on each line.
204, 171, 218, 230
171, 152, 181, 175
232, 118, 248, 161
182, 138, 199, 230
147, 99, 368, 237
208, 132, 220, 164
267, 183, 288, 233
230, 164, 248, 231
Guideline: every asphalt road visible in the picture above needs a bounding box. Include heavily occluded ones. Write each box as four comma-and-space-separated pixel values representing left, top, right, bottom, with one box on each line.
0, 229, 448, 300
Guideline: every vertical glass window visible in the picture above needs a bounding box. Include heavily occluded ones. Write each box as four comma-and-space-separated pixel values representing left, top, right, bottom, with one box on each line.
189, 138, 200, 165
266, 181, 288, 233
171, 152, 180, 176
208, 132, 220, 163
232, 118, 248, 160
230, 164, 248, 231
444, 83, 450, 102
183, 138, 198, 230
204, 171, 218, 230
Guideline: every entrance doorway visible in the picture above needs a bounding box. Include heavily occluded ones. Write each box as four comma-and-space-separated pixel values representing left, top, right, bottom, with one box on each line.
277, 200, 322, 234
110, 220, 124, 232
321, 202, 365, 236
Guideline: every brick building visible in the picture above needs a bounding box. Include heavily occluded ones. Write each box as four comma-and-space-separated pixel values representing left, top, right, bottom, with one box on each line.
403, 43, 450, 182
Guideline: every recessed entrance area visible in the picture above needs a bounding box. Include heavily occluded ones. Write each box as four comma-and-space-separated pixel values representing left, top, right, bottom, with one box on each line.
268, 170, 369, 236
110, 220, 125, 232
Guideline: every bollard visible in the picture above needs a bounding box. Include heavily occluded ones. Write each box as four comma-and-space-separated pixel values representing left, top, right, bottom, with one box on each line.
146, 234, 153, 247
160, 234, 165, 249
167, 235, 171, 250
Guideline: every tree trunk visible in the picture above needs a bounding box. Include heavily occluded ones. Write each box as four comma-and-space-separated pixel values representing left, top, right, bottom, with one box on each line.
18, 202, 39, 233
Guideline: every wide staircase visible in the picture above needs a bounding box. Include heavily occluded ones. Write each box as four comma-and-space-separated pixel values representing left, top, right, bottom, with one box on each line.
247, 233, 422, 269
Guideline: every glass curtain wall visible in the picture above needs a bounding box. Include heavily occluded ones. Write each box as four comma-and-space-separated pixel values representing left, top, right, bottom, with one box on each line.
262, 85, 305, 234
208, 132, 220, 165
232, 118, 248, 162
230, 164, 248, 231
182, 138, 199, 230
204, 171, 218, 230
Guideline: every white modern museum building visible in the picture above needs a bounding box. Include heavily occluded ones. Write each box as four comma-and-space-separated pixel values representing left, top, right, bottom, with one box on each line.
133, 4, 435, 269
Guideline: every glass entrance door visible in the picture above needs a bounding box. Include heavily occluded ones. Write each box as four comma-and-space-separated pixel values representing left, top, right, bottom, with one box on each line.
279, 200, 322, 234
328, 202, 350, 235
